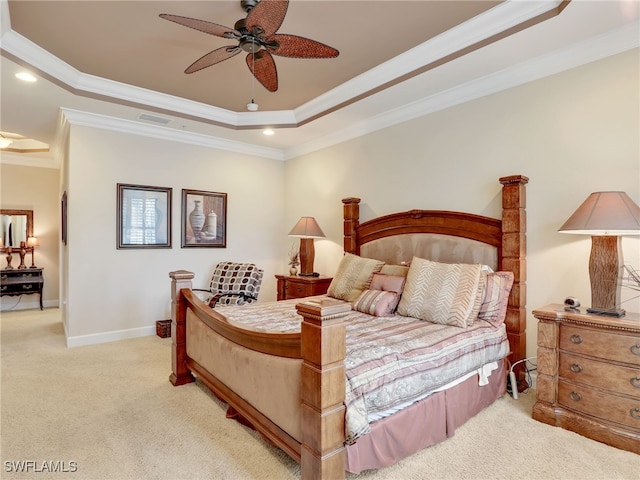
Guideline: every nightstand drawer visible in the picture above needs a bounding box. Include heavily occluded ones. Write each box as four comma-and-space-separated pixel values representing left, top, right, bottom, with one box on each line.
559, 381, 640, 430
283, 282, 331, 299
560, 325, 640, 366
559, 352, 640, 398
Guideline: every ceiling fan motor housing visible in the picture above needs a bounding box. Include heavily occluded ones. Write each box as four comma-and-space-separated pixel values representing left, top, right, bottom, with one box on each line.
241, 0, 260, 13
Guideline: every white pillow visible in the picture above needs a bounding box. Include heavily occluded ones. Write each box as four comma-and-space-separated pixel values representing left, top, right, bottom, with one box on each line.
397, 257, 482, 328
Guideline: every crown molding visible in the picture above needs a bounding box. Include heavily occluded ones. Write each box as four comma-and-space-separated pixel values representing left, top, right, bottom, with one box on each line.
1, 1, 637, 164
59, 108, 284, 161
0, 151, 59, 169
1, 1, 566, 130
283, 21, 639, 160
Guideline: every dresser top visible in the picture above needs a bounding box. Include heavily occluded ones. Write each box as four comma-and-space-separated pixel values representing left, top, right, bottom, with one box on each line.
1, 267, 43, 273
533, 304, 640, 332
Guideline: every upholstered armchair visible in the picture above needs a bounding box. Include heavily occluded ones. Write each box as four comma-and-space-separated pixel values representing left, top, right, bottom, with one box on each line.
194, 261, 263, 308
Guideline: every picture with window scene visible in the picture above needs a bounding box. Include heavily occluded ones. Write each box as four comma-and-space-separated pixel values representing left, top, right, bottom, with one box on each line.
117, 184, 172, 249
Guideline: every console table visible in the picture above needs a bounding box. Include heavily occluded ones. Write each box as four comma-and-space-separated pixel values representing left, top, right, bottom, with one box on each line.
1, 268, 44, 310
532, 304, 640, 454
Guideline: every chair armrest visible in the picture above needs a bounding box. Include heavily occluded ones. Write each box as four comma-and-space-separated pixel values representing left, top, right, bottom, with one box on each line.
209, 292, 258, 308
191, 289, 213, 303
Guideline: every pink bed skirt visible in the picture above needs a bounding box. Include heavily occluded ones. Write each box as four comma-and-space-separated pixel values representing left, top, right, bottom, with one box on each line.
345, 359, 507, 474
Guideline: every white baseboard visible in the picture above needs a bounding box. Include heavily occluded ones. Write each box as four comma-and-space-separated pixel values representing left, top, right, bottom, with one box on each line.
66, 325, 156, 348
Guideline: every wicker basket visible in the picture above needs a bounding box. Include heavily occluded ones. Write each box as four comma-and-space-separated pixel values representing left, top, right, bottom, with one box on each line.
156, 319, 172, 338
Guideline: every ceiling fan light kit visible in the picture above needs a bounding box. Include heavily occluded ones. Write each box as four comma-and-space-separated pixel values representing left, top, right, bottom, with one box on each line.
160, 0, 339, 96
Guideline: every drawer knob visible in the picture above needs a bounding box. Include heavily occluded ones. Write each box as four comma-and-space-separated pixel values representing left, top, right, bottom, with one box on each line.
1, 286, 6, 292
570, 334, 583, 345
631, 377, 640, 389
632, 344, 640, 356
631, 408, 640, 420
22, 285, 33, 290
569, 391, 582, 402
570, 363, 583, 374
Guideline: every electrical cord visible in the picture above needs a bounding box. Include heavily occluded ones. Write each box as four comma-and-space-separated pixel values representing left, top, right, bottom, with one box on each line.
1, 295, 23, 311
507, 357, 537, 399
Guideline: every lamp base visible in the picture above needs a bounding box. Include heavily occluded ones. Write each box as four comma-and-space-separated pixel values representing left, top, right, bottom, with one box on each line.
586, 307, 626, 317
298, 272, 320, 277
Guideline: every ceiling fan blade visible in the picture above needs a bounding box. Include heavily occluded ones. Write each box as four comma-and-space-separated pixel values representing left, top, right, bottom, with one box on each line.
246, 51, 278, 92
159, 14, 239, 39
246, 0, 288, 37
185, 46, 241, 74
269, 34, 339, 58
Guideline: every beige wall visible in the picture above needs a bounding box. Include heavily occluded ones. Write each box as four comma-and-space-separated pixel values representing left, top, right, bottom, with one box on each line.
284, 49, 640, 360
63, 125, 285, 343
0, 162, 60, 309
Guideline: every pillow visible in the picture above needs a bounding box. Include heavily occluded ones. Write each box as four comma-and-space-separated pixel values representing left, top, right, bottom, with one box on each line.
467, 271, 488, 326
478, 271, 514, 326
327, 253, 385, 302
370, 273, 406, 312
353, 289, 398, 317
380, 264, 410, 277
397, 257, 482, 328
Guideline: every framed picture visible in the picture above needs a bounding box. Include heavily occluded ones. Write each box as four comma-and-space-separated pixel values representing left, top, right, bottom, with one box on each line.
117, 184, 172, 249
61, 191, 67, 245
182, 189, 227, 248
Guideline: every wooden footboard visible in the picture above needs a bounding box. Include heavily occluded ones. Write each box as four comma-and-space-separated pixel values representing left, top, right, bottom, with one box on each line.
169, 270, 351, 480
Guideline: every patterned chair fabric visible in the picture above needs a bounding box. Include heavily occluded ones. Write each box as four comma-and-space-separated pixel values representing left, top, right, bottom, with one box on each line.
198, 261, 263, 308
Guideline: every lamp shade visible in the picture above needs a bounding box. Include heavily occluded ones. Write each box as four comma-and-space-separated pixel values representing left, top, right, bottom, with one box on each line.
27, 236, 39, 248
288, 217, 325, 238
558, 191, 640, 236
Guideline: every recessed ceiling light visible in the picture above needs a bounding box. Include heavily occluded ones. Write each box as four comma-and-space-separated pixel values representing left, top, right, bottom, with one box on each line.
16, 72, 37, 82
262, 129, 275, 136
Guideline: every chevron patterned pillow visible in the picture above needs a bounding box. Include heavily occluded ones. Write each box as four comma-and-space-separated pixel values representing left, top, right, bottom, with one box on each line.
397, 257, 482, 328
327, 253, 384, 302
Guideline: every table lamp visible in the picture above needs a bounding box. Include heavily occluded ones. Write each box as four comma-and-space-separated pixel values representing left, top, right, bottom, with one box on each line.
27, 236, 39, 268
288, 217, 325, 277
559, 191, 640, 317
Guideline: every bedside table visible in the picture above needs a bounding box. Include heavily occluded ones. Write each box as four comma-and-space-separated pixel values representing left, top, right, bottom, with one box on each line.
532, 304, 640, 454
275, 274, 332, 301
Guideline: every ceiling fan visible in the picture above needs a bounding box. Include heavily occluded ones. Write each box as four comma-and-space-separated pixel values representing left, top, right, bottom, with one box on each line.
160, 0, 339, 93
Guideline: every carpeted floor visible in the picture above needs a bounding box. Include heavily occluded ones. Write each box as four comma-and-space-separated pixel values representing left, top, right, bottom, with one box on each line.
1, 308, 638, 479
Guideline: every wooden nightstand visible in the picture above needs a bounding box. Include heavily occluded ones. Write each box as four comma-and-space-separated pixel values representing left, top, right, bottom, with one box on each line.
532, 304, 640, 454
275, 274, 332, 301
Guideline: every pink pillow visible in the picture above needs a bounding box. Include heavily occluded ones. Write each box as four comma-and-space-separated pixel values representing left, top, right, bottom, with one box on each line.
478, 271, 514, 326
369, 273, 406, 312
353, 289, 398, 317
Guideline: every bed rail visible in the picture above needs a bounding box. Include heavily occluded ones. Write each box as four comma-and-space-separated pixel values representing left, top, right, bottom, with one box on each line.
169, 270, 352, 480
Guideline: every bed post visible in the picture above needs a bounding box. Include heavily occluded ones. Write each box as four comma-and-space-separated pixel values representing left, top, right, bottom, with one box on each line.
169, 270, 196, 387
342, 197, 361, 255
296, 299, 351, 480
499, 175, 529, 374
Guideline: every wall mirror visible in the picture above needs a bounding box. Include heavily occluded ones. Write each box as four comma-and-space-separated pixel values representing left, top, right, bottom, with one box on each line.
0, 209, 34, 249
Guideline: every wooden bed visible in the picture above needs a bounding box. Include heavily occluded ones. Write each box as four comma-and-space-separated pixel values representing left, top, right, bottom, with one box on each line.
168, 174, 528, 480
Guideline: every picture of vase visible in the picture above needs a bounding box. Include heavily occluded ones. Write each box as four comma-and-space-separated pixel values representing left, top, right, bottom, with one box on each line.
182, 189, 227, 248
203, 211, 217, 239
189, 200, 205, 240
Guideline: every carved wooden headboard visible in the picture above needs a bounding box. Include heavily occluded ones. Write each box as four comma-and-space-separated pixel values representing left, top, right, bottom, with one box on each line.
341, 175, 528, 366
